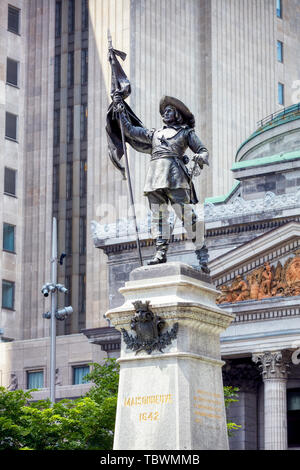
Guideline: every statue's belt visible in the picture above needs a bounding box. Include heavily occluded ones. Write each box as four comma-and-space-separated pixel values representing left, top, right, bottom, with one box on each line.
150, 153, 185, 161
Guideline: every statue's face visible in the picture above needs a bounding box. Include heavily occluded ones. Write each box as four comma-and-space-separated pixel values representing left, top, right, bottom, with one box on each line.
162, 105, 177, 124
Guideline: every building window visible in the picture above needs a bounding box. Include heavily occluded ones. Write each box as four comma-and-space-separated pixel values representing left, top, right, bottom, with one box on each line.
287, 389, 300, 448
55, 1, 62, 38
6, 58, 19, 87
66, 162, 73, 200
68, 0, 75, 33
67, 106, 74, 143
27, 370, 44, 389
67, 51, 74, 88
3, 223, 15, 253
79, 216, 86, 254
8, 5, 20, 34
82, 0, 88, 30
80, 104, 87, 141
73, 365, 89, 384
278, 82, 284, 105
5, 112, 18, 141
2, 280, 15, 310
65, 218, 72, 254
276, 0, 282, 18
54, 55, 61, 90
4, 167, 16, 196
80, 161, 87, 198
53, 109, 60, 146
277, 40, 283, 62
81, 49, 88, 85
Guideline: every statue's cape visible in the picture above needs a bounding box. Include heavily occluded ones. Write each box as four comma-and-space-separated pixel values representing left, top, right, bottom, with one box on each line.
106, 101, 152, 179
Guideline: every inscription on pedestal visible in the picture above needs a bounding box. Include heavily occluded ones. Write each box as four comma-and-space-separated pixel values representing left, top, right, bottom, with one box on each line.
122, 393, 174, 423
193, 389, 222, 424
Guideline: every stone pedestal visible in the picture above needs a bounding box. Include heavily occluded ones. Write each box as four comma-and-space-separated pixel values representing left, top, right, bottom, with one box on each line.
105, 262, 234, 450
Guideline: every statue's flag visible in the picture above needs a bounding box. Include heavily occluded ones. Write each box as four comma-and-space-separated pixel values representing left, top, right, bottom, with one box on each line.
106, 31, 151, 179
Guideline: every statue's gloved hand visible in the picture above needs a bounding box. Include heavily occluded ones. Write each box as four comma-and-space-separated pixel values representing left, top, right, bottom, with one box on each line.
193, 150, 209, 169
112, 91, 125, 112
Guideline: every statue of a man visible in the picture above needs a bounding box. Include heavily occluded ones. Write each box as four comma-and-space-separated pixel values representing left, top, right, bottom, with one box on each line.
113, 93, 210, 273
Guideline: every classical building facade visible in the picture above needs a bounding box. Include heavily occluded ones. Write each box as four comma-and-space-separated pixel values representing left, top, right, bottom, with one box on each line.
0, 0, 300, 449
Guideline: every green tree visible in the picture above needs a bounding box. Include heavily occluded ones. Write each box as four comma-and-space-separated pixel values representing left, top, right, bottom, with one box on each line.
0, 359, 240, 449
0, 359, 119, 450
224, 386, 242, 436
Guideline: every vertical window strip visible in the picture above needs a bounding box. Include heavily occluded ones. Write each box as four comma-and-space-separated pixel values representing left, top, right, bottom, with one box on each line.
80, 104, 87, 140
66, 162, 73, 200
78, 274, 86, 313
67, 106, 74, 143
53, 164, 60, 202
79, 216, 86, 254
82, 0, 88, 30
80, 161, 87, 198
55, 1, 62, 38
53, 109, 60, 146
81, 49, 88, 84
68, 0, 75, 33
67, 51, 74, 88
54, 55, 61, 90
65, 218, 72, 255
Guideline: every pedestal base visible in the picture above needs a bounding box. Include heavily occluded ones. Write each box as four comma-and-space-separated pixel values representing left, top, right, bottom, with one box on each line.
105, 262, 234, 450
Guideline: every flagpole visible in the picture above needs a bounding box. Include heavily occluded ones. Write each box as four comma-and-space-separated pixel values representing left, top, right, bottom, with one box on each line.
107, 31, 143, 267
118, 109, 143, 267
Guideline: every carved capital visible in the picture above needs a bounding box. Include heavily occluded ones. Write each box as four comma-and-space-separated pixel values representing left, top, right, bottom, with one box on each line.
252, 350, 291, 380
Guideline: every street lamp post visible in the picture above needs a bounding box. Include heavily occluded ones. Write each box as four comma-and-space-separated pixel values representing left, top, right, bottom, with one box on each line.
42, 217, 73, 405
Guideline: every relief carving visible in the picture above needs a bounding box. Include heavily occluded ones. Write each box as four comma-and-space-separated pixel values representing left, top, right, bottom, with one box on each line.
216, 252, 300, 304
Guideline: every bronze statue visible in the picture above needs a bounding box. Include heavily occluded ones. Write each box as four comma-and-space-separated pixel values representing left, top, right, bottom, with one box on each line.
107, 35, 210, 272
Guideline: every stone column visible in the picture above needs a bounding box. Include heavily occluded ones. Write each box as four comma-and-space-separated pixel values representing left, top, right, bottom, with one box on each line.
105, 262, 234, 450
252, 351, 291, 450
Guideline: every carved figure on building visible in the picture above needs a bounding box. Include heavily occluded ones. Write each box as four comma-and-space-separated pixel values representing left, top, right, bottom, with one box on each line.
7, 373, 18, 391
216, 252, 300, 304
258, 262, 274, 299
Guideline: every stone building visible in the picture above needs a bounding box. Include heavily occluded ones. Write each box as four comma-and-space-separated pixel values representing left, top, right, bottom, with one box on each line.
0, 0, 300, 449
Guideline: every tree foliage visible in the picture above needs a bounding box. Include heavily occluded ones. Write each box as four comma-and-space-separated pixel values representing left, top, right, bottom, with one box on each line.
0, 359, 119, 450
0, 358, 240, 449
224, 386, 242, 436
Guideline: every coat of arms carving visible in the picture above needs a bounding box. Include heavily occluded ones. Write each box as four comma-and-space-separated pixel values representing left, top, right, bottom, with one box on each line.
121, 300, 178, 354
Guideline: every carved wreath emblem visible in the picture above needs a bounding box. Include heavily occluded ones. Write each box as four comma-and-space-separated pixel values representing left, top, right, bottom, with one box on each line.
121, 300, 178, 355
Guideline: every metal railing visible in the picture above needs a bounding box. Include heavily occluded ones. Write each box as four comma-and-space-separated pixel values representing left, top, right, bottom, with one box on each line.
256, 102, 300, 129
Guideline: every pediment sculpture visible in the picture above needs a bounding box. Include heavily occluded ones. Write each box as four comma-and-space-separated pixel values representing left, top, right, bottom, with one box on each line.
216, 251, 300, 304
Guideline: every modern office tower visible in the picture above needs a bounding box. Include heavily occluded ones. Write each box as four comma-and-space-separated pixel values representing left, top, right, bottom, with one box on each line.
0, 0, 300, 448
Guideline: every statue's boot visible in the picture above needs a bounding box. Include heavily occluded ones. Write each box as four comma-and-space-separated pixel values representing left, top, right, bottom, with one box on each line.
147, 240, 168, 265
195, 244, 210, 274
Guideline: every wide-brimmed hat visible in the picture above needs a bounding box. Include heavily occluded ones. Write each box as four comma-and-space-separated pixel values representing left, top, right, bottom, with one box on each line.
159, 96, 195, 128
